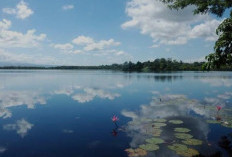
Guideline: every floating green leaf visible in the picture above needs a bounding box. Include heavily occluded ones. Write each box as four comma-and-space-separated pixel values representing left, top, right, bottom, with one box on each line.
125, 148, 147, 157
139, 144, 159, 151
145, 137, 164, 144
206, 120, 220, 124
154, 119, 167, 123
222, 122, 232, 128
168, 143, 199, 157
141, 118, 153, 122
175, 133, 193, 140
182, 139, 203, 145
152, 122, 167, 128
152, 128, 162, 137
174, 128, 191, 133
169, 120, 183, 124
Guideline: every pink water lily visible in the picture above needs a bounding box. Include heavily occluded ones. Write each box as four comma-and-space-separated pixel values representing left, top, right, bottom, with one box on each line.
216, 105, 222, 111
112, 115, 119, 122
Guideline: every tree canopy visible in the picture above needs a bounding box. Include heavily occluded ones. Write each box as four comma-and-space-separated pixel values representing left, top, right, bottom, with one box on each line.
161, 0, 232, 69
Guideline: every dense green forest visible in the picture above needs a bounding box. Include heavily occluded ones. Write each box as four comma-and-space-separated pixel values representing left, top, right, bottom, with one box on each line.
0, 58, 232, 71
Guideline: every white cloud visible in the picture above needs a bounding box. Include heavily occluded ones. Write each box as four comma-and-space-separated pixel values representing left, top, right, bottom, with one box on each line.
83, 39, 120, 51
53, 35, 127, 57
0, 19, 11, 30
0, 49, 58, 65
0, 90, 46, 109
72, 88, 120, 103
122, 0, 221, 47
62, 5, 74, 10
0, 19, 46, 48
0, 147, 6, 153
72, 36, 94, 45
2, 1, 34, 19
3, 119, 34, 137
72, 36, 120, 51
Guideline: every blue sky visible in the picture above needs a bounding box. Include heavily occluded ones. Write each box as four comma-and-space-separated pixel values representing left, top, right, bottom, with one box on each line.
0, 0, 228, 66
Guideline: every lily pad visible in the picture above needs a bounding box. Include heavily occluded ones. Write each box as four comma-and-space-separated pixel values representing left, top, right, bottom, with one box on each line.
139, 144, 159, 151
154, 119, 167, 123
168, 144, 199, 157
222, 122, 232, 128
182, 139, 203, 145
141, 118, 153, 122
125, 148, 147, 157
174, 128, 191, 133
145, 137, 164, 144
206, 120, 220, 124
152, 128, 162, 137
152, 122, 167, 128
175, 133, 193, 140
169, 120, 183, 124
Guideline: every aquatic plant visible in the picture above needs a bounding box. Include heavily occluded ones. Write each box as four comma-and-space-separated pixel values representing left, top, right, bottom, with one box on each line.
145, 137, 164, 144
169, 120, 184, 124
112, 115, 119, 122
139, 144, 159, 151
175, 133, 193, 140
125, 148, 147, 157
152, 122, 167, 128
154, 119, 167, 123
206, 120, 220, 124
174, 128, 191, 133
182, 139, 203, 145
168, 143, 199, 157
152, 128, 162, 137
216, 105, 222, 112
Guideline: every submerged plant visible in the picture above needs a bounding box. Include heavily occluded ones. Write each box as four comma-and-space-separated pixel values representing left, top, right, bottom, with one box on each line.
175, 133, 193, 140
169, 120, 183, 124
174, 128, 191, 133
139, 144, 159, 151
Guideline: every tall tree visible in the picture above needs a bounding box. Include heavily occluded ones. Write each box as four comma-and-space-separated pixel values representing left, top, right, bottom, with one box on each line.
161, 0, 232, 69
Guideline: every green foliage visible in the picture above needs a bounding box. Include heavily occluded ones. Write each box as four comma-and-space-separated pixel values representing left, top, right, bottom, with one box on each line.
174, 128, 191, 133
161, 0, 232, 69
161, 0, 232, 17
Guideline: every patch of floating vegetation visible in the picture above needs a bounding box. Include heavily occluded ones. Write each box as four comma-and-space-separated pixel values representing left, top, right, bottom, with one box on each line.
125, 148, 147, 157
206, 120, 220, 124
168, 143, 199, 157
206, 120, 232, 128
154, 119, 167, 123
145, 137, 164, 144
182, 139, 203, 145
169, 120, 184, 124
152, 128, 162, 137
139, 144, 159, 151
175, 133, 193, 140
174, 128, 191, 133
152, 122, 167, 128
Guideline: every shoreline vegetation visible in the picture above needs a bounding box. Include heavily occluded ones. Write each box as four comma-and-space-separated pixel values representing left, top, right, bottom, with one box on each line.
0, 59, 232, 72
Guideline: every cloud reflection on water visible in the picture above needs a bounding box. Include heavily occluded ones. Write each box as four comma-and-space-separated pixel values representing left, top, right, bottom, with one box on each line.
3, 119, 34, 137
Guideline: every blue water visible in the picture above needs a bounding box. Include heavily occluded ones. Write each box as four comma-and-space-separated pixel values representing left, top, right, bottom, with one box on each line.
0, 70, 231, 157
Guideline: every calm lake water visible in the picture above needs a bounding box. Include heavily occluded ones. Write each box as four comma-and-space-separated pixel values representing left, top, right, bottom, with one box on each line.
0, 70, 231, 157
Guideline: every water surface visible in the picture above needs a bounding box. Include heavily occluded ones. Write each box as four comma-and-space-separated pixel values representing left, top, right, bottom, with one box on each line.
0, 70, 231, 157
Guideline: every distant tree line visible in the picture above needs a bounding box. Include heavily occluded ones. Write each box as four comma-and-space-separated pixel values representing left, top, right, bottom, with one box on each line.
0, 58, 232, 71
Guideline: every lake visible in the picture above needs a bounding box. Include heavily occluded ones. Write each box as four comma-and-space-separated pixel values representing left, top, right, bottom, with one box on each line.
0, 70, 231, 157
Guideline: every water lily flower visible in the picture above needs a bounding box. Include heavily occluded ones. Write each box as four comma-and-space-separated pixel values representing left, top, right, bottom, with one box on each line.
112, 115, 119, 122
216, 105, 222, 111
